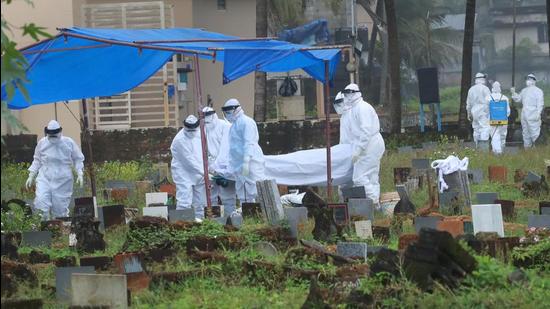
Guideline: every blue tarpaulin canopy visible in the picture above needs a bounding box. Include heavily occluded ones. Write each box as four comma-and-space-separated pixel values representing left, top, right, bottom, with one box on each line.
6, 27, 342, 109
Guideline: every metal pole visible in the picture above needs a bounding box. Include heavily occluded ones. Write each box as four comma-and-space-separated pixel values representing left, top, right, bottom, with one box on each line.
54, 103, 58, 121
511, 0, 517, 88
80, 99, 97, 198
192, 54, 213, 211
324, 60, 333, 200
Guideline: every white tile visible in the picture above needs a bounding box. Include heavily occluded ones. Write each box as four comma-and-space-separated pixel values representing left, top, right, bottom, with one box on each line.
472, 204, 504, 237
145, 192, 168, 207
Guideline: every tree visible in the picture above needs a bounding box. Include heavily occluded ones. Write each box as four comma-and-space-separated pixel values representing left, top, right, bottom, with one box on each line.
385, 0, 402, 134
458, 0, 476, 129
253, 0, 268, 122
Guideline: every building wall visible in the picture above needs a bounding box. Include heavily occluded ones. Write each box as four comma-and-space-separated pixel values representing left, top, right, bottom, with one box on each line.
192, 0, 256, 116
494, 25, 548, 53
2, 0, 82, 145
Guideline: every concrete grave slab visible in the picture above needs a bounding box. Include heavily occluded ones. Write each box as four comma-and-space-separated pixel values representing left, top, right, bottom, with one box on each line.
347, 198, 374, 220
476, 192, 498, 204
354, 220, 373, 239
527, 215, 550, 228
525, 171, 541, 184
142, 206, 168, 219
414, 216, 442, 234
472, 204, 505, 237
540, 201, 550, 215
412, 159, 431, 170
71, 273, 127, 308
55, 266, 95, 303
98, 205, 125, 231
398, 146, 414, 154
145, 192, 168, 207
284, 207, 308, 238
168, 209, 195, 223
21, 231, 52, 247
336, 242, 367, 261
341, 186, 367, 200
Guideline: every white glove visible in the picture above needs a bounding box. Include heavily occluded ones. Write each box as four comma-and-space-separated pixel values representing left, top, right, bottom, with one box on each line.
76, 172, 84, 187
510, 87, 515, 95
351, 149, 363, 164
242, 157, 250, 177
25, 172, 36, 189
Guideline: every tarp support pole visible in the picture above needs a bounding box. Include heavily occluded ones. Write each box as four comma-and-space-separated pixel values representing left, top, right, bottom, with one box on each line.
324, 60, 333, 200
80, 99, 97, 198
192, 54, 213, 211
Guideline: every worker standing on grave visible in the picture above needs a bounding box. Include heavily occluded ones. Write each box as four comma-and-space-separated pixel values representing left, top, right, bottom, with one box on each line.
486, 81, 510, 154
511, 74, 545, 148
466, 73, 492, 150
202, 106, 237, 215
341, 83, 385, 205
222, 98, 265, 203
171, 115, 206, 219
26, 120, 85, 220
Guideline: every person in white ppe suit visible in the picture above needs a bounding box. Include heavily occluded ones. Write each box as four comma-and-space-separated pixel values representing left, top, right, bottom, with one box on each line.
202, 106, 237, 215
25, 120, 84, 220
340, 83, 385, 204
466, 73, 492, 149
486, 81, 510, 154
171, 115, 207, 219
511, 74, 545, 148
222, 99, 265, 203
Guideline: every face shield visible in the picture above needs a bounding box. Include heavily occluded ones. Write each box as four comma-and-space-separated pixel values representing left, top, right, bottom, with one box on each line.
44, 126, 62, 143
222, 105, 241, 123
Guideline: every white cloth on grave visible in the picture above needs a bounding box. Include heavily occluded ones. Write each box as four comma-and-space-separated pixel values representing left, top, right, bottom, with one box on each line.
212, 143, 354, 186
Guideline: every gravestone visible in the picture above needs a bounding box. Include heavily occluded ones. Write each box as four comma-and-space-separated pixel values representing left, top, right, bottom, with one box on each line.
524, 171, 541, 184
252, 241, 279, 257
145, 192, 168, 207
354, 220, 373, 239
397, 146, 414, 154
256, 179, 285, 225
142, 206, 168, 219
441, 170, 472, 210
414, 216, 442, 234
463, 221, 474, 234
467, 169, 484, 184
347, 198, 374, 220
329, 204, 349, 226
336, 242, 367, 261
472, 204, 504, 237
21, 231, 52, 247
476, 192, 498, 204
412, 158, 431, 170
540, 202, 550, 215
71, 273, 128, 308
438, 190, 461, 214
55, 266, 95, 303
73, 218, 105, 253
98, 205, 125, 231
73, 197, 95, 218
495, 199, 515, 219
527, 214, 550, 228
394, 185, 416, 214
168, 209, 195, 223
284, 207, 308, 238
227, 212, 243, 229
341, 186, 367, 200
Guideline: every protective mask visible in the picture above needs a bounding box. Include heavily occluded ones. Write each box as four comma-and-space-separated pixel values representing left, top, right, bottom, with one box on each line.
205, 115, 216, 130
475, 78, 486, 85
47, 134, 61, 143
184, 130, 198, 138
526, 80, 535, 87
334, 102, 344, 115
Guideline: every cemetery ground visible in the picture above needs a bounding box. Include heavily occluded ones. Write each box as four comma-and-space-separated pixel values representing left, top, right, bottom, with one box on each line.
1, 140, 549, 308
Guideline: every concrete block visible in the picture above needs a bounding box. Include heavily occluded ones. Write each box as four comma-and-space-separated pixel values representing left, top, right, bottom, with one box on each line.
21, 231, 52, 247
70, 273, 127, 308
98, 205, 125, 231
336, 242, 367, 261
476, 192, 498, 204
354, 220, 372, 239
256, 179, 284, 225
467, 169, 484, 184
414, 216, 442, 234
168, 209, 195, 222
55, 266, 95, 303
142, 206, 168, 219
472, 204, 504, 237
347, 198, 374, 220
145, 192, 168, 207
527, 214, 550, 228
284, 207, 308, 238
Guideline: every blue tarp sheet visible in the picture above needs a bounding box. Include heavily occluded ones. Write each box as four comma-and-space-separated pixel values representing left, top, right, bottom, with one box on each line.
6, 27, 341, 109
278, 19, 329, 45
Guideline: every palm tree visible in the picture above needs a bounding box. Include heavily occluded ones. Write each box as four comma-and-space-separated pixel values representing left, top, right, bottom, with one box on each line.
459, 0, 476, 129
385, 0, 402, 134
254, 0, 268, 122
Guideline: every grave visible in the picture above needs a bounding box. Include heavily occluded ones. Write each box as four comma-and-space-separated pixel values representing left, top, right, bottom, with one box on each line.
168, 209, 196, 223
412, 158, 431, 170
21, 231, 52, 247
336, 242, 367, 261
347, 198, 374, 220
394, 167, 411, 185
71, 273, 128, 308
145, 192, 168, 207
72, 217, 105, 253
527, 214, 550, 228
80, 256, 112, 270
241, 203, 261, 218
467, 169, 484, 184
540, 201, 550, 215
393, 185, 416, 214
472, 204, 505, 237
463, 221, 474, 234
142, 206, 168, 219
73, 197, 95, 218
524, 171, 541, 184
494, 199, 515, 219
414, 216, 442, 234
113, 253, 150, 292
397, 146, 414, 154
283, 207, 308, 238
98, 205, 125, 231
328, 204, 349, 226
227, 213, 243, 229
340, 186, 367, 200
476, 192, 498, 204
256, 179, 285, 225
441, 170, 472, 211
55, 266, 95, 303
354, 220, 373, 239
438, 190, 461, 214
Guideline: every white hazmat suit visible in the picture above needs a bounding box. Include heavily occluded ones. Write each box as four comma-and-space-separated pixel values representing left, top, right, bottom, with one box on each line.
203, 106, 237, 215
222, 99, 266, 203
341, 84, 385, 203
466, 73, 491, 147
486, 81, 510, 154
170, 115, 206, 219
26, 120, 84, 220
511, 74, 545, 148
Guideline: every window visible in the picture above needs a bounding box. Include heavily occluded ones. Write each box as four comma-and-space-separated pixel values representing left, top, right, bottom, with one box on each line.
217, 0, 226, 10
537, 23, 548, 43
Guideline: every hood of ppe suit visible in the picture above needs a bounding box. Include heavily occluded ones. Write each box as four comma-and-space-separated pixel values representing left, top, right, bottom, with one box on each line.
475, 78, 486, 85
343, 83, 362, 107
492, 81, 501, 94
527, 73, 537, 81
223, 98, 243, 123
334, 92, 349, 115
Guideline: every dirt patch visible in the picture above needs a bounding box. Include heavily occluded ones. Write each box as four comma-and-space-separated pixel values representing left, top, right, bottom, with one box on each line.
20, 250, 51, 264
253, 226, 289, 242
285, 247, 328, 265
335, 264, 370, 282
171, 221, 201, 231
188, 250, 228, 263
1, 260, 38, 296
53, 256, 77, 267
130, 216, 170, 230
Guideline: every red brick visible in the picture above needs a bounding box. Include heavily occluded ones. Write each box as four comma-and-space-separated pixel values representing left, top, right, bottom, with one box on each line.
398, 234, 419, 250
437, 220, 464, 237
